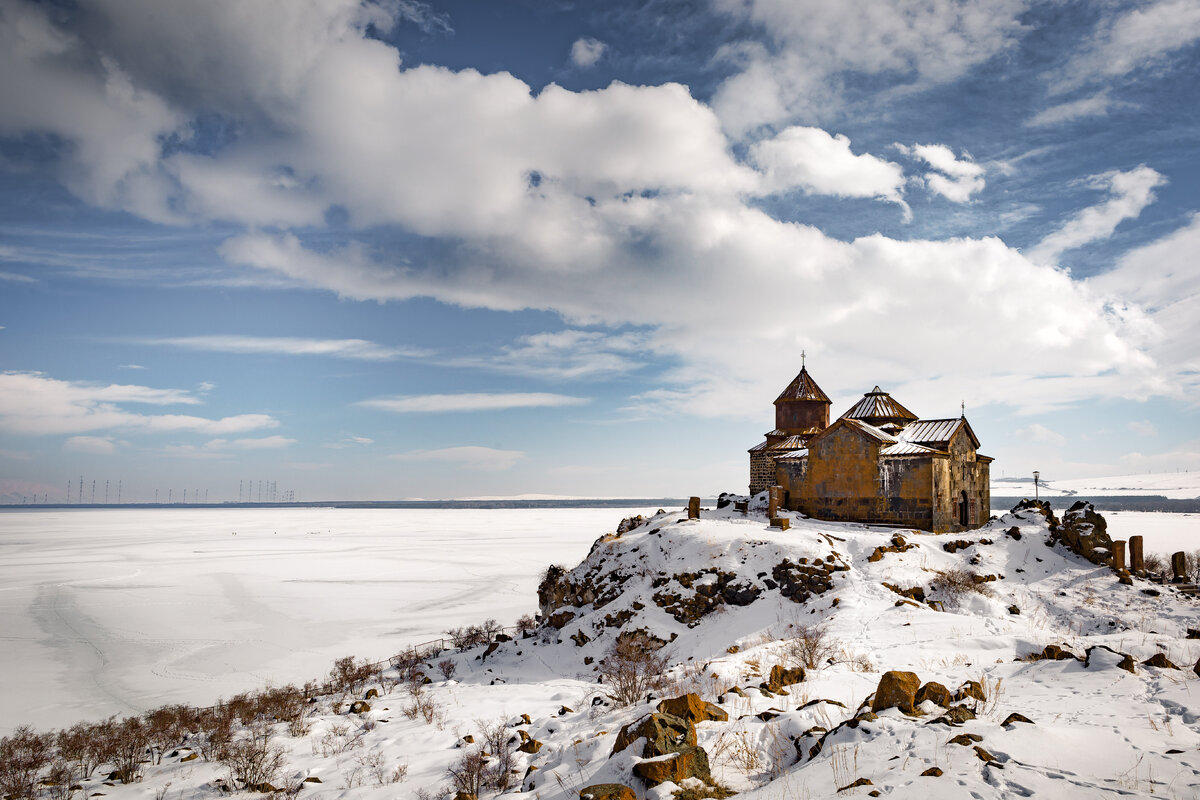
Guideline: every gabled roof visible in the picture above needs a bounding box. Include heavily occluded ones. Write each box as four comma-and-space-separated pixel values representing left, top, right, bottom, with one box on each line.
899, 418, 980, 450
809, 417, 950, 459
774, 366, 831, 404
839, 386, 918, 425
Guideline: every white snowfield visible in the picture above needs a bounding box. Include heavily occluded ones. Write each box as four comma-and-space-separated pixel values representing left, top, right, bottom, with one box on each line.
0, 507, 657, 734
992, 470, 1200, 499
9, 504, 1199, 799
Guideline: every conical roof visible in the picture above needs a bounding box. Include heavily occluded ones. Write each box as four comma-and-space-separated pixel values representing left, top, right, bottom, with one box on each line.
839, 386, 918, 426
774, 366, 831, 404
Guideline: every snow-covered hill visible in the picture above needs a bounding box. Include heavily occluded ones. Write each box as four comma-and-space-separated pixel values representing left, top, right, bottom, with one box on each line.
9, 503, 1199, 800
993, 470, 1200, 499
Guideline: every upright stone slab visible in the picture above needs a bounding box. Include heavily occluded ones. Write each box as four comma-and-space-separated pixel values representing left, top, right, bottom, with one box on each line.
1172, 551, 1188, 583
687, 497, 700, 520
768, 486, 783, 518
1111, 540, 1126, 570
1129, 535, 1144, 574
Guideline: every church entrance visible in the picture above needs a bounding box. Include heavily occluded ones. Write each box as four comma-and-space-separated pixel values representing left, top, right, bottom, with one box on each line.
959, 491, 970, 527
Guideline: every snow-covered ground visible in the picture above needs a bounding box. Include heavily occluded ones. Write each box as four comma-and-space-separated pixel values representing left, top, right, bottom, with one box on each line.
0, 507, 659, 734
993, 470, 1200, 499
18, 503, 1198, 800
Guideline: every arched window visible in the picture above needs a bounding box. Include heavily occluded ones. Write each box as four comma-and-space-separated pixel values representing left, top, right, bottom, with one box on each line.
959, 490, 969, 527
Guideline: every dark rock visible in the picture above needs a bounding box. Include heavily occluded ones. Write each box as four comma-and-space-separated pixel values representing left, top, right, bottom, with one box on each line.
921, 767, 943, 777
1142, 653, 1179, 669
973, 745, 997, 763
348, 700, 371, 714
837, 778, 873, 792
1002, 713, 1034, 726
767, 664, 806, 693
611, 713, 695, 758
914, 682, 951, 708
632, 746, 710, 786
948, 733, 982, 746
954, 680, 986, 702
929, 705, 976, 726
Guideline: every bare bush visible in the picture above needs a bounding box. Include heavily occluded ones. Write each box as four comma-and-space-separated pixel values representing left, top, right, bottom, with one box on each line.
329, 656, 376, 694
437, 660, 457, 681
44, 758, 77, 800
0, 726, 54, 800
108, 716, 151, 783
145, 705, 197, 764
1143, 552, 1167, 576
478, 719, 517, 792
315, 722, 361, 758
446, 625, 488, 651
598, 637, 670, 705
515, 614, 538, 636
353, 751, 408, 786
402, 692, 440, 724
445, 749, 488, 797
929, 568, 991, 605
220, 726, 287, 791
56, 721, 102, 780
785, 623, 838, 670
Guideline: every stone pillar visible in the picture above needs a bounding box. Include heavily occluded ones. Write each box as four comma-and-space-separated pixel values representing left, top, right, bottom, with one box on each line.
1172, 551, 1188, 583
768, 486, 783, 519
1129, 535, 1144, 575
1111, 540, 1126, 570
687, 496, 700, 520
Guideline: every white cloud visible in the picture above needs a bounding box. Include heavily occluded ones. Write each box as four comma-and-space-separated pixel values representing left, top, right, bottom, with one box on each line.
1030, 166, 1166, 263
1090, 212, 1200, 398
63, 435, 120, 454
1015, 423, 1066, 446
118, 363, 147, 370
1128, 420, 1158, 437
711, 0, 1028, 134
359, 393, 589, 413
570, 37, 607, 68
0, 0, 1177, 422
206, 436, 296, 450
326, 435, 374, 448
452, 330, 651, 379
0, 371, 279, 436
1052, 0, 1200, 95
750, 126, 907, 209
1027, 90, 1132, 127
0, 271, 36, 283
896, 143, 985, 202
389, 445, 524, 471
138, 335, 426, 361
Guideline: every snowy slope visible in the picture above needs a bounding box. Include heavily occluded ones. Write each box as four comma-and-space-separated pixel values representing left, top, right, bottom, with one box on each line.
16, 504, 1200, 800
993, 471, 1200, 499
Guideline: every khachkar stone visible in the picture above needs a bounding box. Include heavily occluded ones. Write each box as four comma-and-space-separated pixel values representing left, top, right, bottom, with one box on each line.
1129, 535, 1144, 574
768, 486, 784, 518
687, 497, 700, 520
1111, 540, 1126, 570
1172, 551, 1188, 583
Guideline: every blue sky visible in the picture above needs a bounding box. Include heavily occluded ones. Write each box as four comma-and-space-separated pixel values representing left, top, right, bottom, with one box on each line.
1, 0, 1198, 502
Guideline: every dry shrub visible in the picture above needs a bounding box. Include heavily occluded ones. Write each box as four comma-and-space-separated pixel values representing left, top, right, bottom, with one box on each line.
105, 716, 151, 783
599, 637, 670, 705
515, 614, 538, 636
145, 705, 199, 763
786, 623, 838, 670
56, 722, 103, 780
315, 722, 360, 757
44, 758, 77, 800
437, 659, 457, 681
220, 725, 286, 790
930, 568, 990, 604
0, 726, 53, 800
329, 656, 376, 694
446, 749, 487, 797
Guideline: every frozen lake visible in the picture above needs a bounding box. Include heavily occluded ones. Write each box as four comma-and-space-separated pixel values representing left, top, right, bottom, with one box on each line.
0, 506, 659, 734
1, 506, 1196, 734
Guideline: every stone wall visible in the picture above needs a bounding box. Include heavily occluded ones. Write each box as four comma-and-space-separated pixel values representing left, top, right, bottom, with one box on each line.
749, 451, 778, 495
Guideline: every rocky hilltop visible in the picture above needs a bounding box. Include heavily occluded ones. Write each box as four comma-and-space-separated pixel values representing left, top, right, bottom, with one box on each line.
4, 500, 1198, 800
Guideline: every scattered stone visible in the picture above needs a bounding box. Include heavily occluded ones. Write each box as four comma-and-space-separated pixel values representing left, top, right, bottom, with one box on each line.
559, 705, 575, 715
1007, 605, 1021, 615
348, 700, 371, 714
954, 680, 986, 702
914, 682, 951, 709
180, 752, 198, 762
632, 746, 710, 786
1142, 653, 1179, 669
453, 792, 477, 800
658, 693, 729, 723
548, 610, 576, 629
837, 778, 874, 792
921, 767, 943, 777
929, 706, 976, 726
1032, 644, 1078, 662
871, 670, 921, 715
517, 738, 543, 754
1001, 713, 1034, 726
973, 746, 998, 764
766, 664, 806, 693
1084, 645, 1137, 674
579, 784, 637, 800
302, 777, 322, 783
688, 497, 701, 520
948, 733, 983, 746
1194, 656, 1200, 679
364, 688, 379, 699
612, 713, 696, 758
520, 714, 532, 724
1055, 501, 1114, 567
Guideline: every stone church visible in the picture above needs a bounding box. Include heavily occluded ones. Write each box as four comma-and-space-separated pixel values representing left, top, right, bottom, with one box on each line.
749, 364, 992, 532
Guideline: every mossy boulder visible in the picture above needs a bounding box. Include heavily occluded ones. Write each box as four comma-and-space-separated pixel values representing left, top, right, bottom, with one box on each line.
914, 682, 951, 708
579, 785, 637, 800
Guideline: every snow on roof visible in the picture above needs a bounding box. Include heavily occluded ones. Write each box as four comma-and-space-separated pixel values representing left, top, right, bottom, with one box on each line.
880, 441, 942, 456
899, 417, 980, 449
775, 448, 809, 460
839, 386, 918, 424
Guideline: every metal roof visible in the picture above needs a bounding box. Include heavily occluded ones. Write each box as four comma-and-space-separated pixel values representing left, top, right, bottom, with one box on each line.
880, 441, 942, 456
776, 448, 809, 460
774, 366, 832, 404
839, 386, 918, 424
843, 418, 898, 443
898, 418, 980, 449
